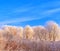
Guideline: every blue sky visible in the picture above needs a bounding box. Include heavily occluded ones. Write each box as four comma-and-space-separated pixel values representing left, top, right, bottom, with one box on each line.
0, 0, 60, 27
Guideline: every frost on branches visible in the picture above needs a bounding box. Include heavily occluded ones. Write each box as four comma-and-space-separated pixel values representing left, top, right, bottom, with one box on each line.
0, 21, 60, 51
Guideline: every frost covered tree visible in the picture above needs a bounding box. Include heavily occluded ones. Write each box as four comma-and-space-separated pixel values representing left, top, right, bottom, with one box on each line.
17, 27, 23, 39
0, 30, 6, 50
3, 26, 17, 35
2, 26, 17, 41
33, 26, 49, 41
23, 25, 34, 40
45, 21, 60, 41
33, 26, 42, 40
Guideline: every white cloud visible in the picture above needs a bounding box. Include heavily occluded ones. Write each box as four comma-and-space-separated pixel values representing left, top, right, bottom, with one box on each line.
0, 16, 46, 25
43, 8, 60, 15
1, 7, 60, 25
8, 6, 34, 15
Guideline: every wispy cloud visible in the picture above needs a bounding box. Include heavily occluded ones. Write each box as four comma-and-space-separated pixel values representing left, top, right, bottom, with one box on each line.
43, 8, 60, 15
13, 7, 34, 14
1, 4, 60, 25
0, 16, 46, 25
8, 5, 34, 15
1, 8, 60, 25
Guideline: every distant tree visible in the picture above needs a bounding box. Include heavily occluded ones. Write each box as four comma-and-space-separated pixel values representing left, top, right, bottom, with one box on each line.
3, 26, 17, 36
33, 26, 49, 41
45, 21, 60, 41
33, 26, 42, 40
17, 27, 23, 39
23, 25, 34, 40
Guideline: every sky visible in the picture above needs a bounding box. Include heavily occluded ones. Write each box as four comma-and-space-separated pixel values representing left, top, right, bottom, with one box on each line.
0, 0, 60, 27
